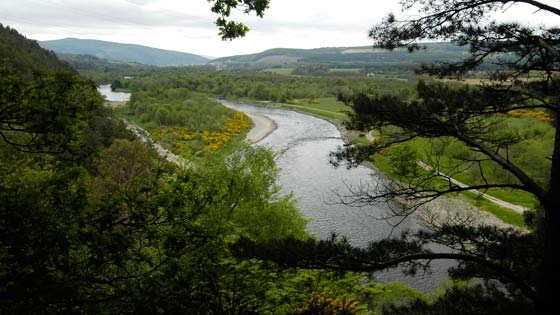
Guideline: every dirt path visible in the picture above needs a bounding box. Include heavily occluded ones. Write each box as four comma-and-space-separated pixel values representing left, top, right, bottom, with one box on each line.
123, 119, 188, 166
365, 132, 528, 214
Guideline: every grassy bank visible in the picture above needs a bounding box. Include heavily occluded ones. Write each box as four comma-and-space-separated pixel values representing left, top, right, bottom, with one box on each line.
267, 97, 530, 229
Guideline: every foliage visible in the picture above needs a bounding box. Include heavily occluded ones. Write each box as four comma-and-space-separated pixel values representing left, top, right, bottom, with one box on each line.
208, 0, 270, 40
389, 144, 420, 177
381, 281, 533, 315
0, 138, 313, 313
0, 66, 104, 154
201, 111, 252, 151
288, 291, 360, 315
328, 1, 560, 314
0, 24, 75, 75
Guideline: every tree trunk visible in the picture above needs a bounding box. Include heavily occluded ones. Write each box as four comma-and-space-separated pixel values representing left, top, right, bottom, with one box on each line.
536, 114, 560, 315
537, 203, 560, 315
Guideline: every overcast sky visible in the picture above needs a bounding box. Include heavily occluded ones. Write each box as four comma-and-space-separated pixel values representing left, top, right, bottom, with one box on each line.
2, 0, 557, 58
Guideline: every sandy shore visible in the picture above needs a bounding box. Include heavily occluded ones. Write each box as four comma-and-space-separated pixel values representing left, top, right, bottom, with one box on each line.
244, 113, 277, 143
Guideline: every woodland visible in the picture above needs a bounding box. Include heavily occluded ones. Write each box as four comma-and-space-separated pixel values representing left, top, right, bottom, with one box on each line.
0, 23, 440, 315
2, 0, 560, 314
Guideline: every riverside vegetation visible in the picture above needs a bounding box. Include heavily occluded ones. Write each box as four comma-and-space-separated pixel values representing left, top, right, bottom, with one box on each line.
109, 66, 546, 229
0, 23, 475, 314
3, 0, 558, 310
103, 65, 546, 314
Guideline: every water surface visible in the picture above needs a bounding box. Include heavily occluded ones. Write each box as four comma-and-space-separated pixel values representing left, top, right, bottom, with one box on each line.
98, 84, 131, 102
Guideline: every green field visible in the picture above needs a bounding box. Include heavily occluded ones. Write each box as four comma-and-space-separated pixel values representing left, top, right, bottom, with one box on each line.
361, 147, 528, 228
275, 97, 352, 121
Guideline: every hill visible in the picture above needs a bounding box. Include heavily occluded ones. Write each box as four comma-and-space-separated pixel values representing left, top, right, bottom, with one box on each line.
209, 43, 471, 72
57, 53, 152, 71
0, 24, 76, 75
39, 38, 209, 67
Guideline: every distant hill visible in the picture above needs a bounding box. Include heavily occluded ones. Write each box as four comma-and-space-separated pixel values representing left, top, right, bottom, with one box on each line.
209, 43, 472, 72
39, 38, 209, 67
0, 24, 76, 75
57, 53, 152, 71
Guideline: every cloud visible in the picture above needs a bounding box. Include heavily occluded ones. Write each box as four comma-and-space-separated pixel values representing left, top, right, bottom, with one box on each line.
18, 0, 551, 57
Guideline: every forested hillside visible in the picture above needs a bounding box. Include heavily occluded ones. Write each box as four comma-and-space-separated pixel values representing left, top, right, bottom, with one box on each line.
0, 24, 76, 75
209, 42, 472, 72
57, 53, 150, 71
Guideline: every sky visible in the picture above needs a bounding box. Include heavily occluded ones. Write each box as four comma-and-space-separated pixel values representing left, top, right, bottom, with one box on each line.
1, 0, 557, 58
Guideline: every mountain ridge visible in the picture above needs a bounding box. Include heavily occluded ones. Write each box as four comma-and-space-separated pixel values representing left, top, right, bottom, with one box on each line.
39, 38, 209, 67
38, 37, 475, 73
208, 43, 471, 71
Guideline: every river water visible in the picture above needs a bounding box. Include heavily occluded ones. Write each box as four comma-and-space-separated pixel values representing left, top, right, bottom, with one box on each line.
98, 84, 131, 102
221, 100, 451, 292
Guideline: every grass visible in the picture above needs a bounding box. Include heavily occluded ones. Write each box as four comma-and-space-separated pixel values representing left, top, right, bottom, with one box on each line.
243, 95, 538, 229
276, 97, 352, 121
355, 143, 528, 228
461, 192, 527, 227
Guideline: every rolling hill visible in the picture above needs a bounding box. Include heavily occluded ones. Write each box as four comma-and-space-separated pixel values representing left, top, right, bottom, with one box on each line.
209, 43, 472, 72
39, 38, 209, 67
37, 37, 477, 74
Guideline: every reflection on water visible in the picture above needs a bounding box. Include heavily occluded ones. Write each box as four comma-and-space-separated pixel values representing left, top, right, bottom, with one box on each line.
221, 100, 451, 292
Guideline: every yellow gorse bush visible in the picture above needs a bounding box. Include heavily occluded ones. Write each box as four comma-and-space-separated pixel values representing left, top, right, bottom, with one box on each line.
506, 109, 554, 123
202, 112, 251, 151
149, 112, 251, 153
151, 127, 197, 141
288, 291, 360, 315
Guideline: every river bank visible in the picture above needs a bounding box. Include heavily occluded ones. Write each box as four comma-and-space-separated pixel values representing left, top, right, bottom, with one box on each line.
241, 101, 520, 230
244, 113, 277, 144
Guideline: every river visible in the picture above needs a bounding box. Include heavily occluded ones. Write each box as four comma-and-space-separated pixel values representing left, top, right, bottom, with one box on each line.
96, 84, 450, 292
221, 100, 451, 292
98, 84, 131, 102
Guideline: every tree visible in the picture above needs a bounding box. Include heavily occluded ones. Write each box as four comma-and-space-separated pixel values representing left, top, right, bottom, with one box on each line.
3, 24, 322, 314
345, 2, 559, 314
207, 0, 270, 40
225, 1, 559, 314
0, 67, 103, 154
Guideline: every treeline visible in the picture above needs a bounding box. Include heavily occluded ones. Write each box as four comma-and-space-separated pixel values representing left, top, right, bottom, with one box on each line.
124, 68, 419, 102
129, 88, 232, 129
126, 86, 246, 156
114, 67, 419, 157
